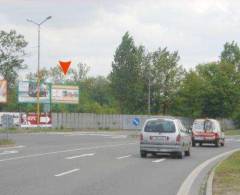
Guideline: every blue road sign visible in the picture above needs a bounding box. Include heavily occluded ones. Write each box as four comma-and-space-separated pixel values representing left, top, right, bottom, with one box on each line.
132, 117, 140, 126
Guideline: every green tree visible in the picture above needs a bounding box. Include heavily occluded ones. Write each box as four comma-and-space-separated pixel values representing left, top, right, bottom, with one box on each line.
220, 41, 240, 70
110, 32, 145, 114
151, 47, 185, 114
0, 30, 28, 86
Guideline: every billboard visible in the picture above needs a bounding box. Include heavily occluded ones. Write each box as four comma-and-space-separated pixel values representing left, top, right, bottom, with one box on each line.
51, 85, 79, 104
0, 80, 7, 103
18, 81, 50, 103
20, 113, 51, 128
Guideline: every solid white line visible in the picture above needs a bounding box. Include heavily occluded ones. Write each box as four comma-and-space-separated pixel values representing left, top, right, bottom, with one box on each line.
0, 150, 19, 155
0, 142, 137, 163
176, 148, 240, 195
116, 155, 132, 159
65, 153, 95, 160
0, 145, 25, 150
55, 169, 79, 177
152, 159, 166, 163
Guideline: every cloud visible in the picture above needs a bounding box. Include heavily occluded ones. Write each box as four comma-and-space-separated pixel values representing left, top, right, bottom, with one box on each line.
0, 0, 240, 78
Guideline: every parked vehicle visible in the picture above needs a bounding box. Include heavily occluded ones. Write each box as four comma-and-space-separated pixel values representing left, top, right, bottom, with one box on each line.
191, 119, 225, 147
140, 117, 192, 159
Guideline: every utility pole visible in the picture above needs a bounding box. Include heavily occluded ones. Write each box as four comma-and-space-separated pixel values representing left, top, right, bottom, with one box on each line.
27, 16, 52, 126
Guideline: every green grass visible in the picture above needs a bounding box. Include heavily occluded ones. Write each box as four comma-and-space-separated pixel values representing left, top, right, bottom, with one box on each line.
0, 139, 15, 146
213, 151, 240, 195
224, 130, 240, 136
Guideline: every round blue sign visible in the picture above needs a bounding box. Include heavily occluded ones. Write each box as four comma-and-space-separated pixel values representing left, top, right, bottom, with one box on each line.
132, 118, 140, 126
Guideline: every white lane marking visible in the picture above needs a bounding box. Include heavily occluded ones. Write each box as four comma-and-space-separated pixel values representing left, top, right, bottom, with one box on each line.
116, 155, 132, 159
176, 148, 240, 195
0, 142, 137, 163
111, 135, 127, 139
152, 159, 166, 163
55, 169, 79, 177
0, 145, 25, 150
0, 150, 19, 155
65, 153, 95, 160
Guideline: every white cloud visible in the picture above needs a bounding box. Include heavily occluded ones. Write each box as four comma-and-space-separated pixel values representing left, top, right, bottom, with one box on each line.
0, 0, 240, 77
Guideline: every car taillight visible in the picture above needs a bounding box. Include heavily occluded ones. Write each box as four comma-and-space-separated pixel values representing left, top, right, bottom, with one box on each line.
176, 134, 181, 144
214, 133, 219, 139
140, 133, 143, 141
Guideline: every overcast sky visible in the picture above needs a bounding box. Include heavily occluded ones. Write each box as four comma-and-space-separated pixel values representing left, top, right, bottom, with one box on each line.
1, 0, 240, 78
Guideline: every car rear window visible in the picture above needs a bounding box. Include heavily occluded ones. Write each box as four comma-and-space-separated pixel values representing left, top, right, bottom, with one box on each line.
144, 119, 176, 133
193, 119, 214, 132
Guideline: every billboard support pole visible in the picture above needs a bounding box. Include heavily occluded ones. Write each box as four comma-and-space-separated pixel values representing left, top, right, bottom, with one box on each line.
26, 16, 52, 127
36, 25, 40, 127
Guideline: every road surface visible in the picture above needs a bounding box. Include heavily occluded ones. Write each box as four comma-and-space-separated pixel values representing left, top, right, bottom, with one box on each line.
0, 131, 239, 195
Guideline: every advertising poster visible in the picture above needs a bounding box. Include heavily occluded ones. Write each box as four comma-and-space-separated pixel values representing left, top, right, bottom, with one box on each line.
18, 81, 50, 103
51, 85, 79, 104
0, 80, 7, 103
20, 113, 52, 127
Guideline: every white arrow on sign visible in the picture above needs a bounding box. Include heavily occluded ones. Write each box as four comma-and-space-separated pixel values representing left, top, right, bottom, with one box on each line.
0, 150, 19, 155
40, 116, 50, 123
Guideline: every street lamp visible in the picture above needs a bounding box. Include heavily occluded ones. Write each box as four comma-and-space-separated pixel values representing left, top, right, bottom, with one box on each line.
27, 16, 52, 126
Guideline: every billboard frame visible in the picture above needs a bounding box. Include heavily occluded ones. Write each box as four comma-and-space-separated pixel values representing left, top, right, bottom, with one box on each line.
51, 84, 79, 104
0, 80, 7, 104
18, 80, 51, 104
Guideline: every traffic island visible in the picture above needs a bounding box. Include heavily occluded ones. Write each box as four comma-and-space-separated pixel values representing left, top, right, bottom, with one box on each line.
213, 151, 240, 195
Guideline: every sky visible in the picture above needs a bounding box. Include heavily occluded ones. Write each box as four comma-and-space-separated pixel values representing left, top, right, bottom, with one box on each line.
1, 0, 240, 78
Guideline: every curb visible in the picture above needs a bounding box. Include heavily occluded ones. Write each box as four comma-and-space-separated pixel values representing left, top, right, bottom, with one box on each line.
205, 150, 240, 195
205, 166, 216, 195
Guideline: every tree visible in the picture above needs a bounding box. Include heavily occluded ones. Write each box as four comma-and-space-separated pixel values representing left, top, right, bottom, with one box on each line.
70, 62, 90, 82
0, 30, 28, 86
26, 68, 49, 82
220, 41, 240, 70
48, 66, 65, 84
151, 47, 185, 114
110, 32, 145, 114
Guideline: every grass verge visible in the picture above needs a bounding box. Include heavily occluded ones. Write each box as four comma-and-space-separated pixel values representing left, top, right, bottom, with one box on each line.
213, 151, 240, 195
0, 139, 15, 147
224, 130, 240, 136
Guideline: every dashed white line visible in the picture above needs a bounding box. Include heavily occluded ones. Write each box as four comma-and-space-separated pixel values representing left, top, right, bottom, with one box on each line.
0, 150, 19, 155
0, 145, 25, 150
65, 153, 95, 160
116, 155, 132, 159
152, 159, 166, 163
55, 169, 79, 177
0, 142, 137, 163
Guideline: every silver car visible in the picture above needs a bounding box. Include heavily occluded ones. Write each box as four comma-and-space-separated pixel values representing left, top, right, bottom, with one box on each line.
140, 117, 191, 159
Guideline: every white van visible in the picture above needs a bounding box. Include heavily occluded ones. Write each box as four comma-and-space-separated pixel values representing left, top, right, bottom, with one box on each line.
192, 119, 225, 147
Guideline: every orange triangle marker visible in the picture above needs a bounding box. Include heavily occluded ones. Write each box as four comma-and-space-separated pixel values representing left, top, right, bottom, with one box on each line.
59, 61, 71, 75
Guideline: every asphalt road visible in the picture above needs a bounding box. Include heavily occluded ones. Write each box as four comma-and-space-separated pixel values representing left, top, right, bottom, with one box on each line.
0, 131, 239, 195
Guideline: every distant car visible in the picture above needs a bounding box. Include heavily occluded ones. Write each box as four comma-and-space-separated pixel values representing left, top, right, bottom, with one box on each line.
140, 117, 192, 159
191, 119, 225, 147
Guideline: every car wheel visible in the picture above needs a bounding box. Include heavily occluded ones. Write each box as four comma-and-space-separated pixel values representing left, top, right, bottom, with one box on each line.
140, 150, 147, 158
221, 140, 225, 147
185, 147, 190, 156
177, 151, 184, 159
192, 141, 196, 147
214, 139, 220, 147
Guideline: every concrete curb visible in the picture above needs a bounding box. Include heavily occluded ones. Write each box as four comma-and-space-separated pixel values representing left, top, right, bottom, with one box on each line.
206, 166, 216, 195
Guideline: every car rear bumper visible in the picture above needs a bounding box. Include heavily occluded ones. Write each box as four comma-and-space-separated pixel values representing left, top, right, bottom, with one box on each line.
140, 144, 182, 153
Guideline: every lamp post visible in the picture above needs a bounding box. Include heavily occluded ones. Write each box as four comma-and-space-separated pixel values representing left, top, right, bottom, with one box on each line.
27, 16, 52, 126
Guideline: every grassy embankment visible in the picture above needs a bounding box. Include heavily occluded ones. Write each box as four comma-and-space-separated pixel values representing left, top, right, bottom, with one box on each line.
224, 130, 240, 136
213, 151, 240, 195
